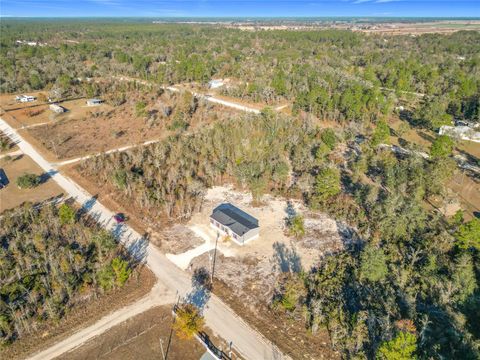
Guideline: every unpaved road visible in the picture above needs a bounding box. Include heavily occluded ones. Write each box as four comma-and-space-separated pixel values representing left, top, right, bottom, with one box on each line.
0, 117, 288, 360
27, 283, 175, 360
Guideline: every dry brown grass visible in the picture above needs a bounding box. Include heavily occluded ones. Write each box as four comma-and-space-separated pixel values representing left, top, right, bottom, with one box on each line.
0, 154, 64, 213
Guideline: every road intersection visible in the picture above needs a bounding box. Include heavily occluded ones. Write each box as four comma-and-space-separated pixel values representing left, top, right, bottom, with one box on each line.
0, 118, 288, 360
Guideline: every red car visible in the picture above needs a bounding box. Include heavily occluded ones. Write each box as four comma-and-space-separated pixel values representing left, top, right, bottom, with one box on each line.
113, 213, 126, 223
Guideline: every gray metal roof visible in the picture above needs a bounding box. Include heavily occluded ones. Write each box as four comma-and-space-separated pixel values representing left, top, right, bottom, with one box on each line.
210, 203, 259, 236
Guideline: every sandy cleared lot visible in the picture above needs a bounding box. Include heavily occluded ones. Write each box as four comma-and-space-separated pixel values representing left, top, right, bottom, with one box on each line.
162, 186, 347, 360
0, 154, 64, 212
23, 92, 235, 161
164, 185, 352, 272
4, 98, 112, 129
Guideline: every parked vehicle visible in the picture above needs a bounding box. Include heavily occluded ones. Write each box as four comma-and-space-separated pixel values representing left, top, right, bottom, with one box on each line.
0, 168, 9, 189
113, 213, 127, 223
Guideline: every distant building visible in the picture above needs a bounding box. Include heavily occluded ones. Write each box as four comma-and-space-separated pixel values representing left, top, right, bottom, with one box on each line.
208, 80, 224, 89
16, 40, 46, 47
15, 95, 36, 103
439, 125, 480, 143
49, 103, 65, 113
86, 98, 103, 106
210, 203, 259, 245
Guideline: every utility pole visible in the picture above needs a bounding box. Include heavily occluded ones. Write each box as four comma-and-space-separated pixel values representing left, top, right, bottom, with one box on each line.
164, 291, 180, 360
211, 232, 219, 286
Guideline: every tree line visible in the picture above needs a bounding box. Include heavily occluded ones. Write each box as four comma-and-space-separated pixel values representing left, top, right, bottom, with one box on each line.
0, 202, 133, 346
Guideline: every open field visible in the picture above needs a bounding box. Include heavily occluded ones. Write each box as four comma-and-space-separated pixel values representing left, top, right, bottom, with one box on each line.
4, 98, 111, 128
0, 267, 156, 360
57, 305, 208, 360
219, 20, 480, 35
356, 20, 480, 35
22, 91, 236, 161
0, 154, 64, 212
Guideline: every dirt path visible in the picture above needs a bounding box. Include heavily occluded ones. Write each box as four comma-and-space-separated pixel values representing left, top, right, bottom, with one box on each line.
26, 282, 175, 360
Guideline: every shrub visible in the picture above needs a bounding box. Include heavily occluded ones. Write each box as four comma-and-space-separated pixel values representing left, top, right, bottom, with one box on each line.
313, 167, 341, 204
455, 218, 480, 250
288, 214, 306, 239
360, 245, 388, 283
135, 101, 147, 117
371, 119, 391, 146
168, 111, 189, 131
111, 257, 131, 287
16, 173, 40, 189
377, 331, 417, 360
58, 203, 76, 225
112, 169, 127, 190
173, 304, 205, 339
430, 135, 454, 159
321, 128, 337, 150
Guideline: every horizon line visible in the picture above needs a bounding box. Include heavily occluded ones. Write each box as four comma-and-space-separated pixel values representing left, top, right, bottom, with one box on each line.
2, 15, 480, 19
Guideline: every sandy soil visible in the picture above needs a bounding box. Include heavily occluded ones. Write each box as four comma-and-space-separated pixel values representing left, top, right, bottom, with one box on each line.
353, 20, 480, 35
0, 154, 64, 212
1, 267, 156, 360
5, 98, 111, 128
57, 305, 207, 360
165, 186, 349, 360
156, 224, 205, 254
183, 185, 350, 271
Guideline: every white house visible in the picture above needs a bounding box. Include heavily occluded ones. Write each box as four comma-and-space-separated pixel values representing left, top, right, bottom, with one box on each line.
86, 98, 103, 106
208, 80, 224, 89
49, 103, 65, 114
439, 125, 480, 143
15, 95, 36, 103
209, 203, 259, 245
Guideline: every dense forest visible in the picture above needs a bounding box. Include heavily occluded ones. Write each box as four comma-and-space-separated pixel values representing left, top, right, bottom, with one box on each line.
1, 21, 479, 127
0, 203, 133, 346
79, 106, 479, 358
0, 20, 479, 358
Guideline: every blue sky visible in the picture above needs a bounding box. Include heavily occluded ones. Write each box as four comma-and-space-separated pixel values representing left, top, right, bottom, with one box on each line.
1, 0, 479, 18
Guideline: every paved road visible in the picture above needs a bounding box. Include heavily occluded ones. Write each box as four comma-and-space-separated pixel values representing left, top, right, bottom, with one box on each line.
0, 118, 288, 360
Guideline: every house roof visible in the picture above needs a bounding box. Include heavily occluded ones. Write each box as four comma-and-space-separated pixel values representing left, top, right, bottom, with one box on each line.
210, 203, 259, 236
